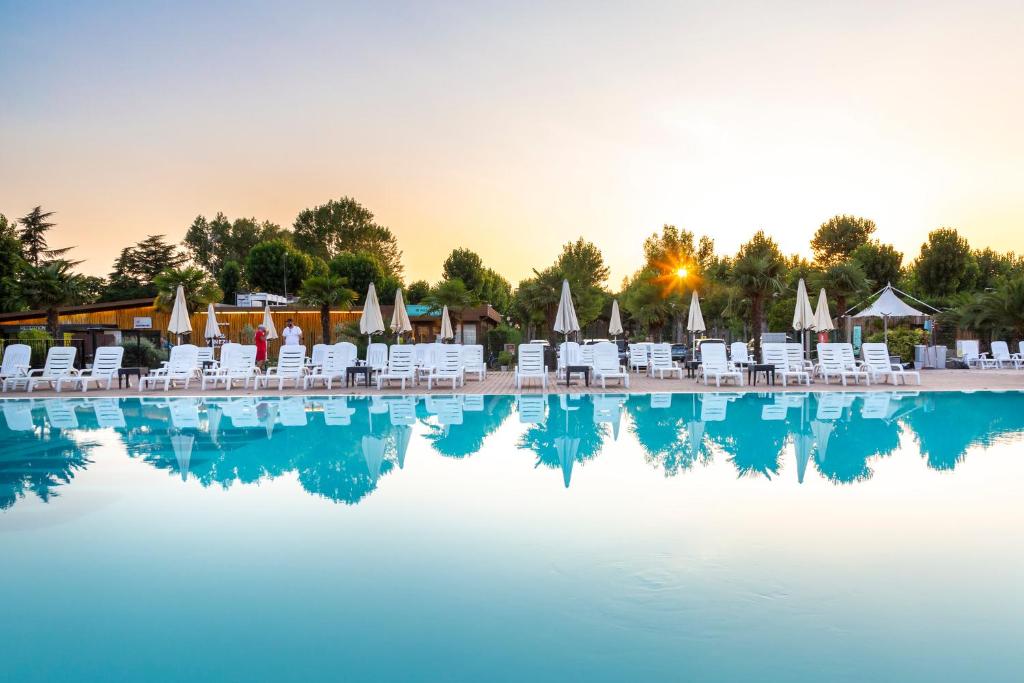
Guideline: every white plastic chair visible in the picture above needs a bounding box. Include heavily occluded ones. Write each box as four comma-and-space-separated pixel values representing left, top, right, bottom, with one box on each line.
762, 343, 809, 387
593, 342, 629, 388
139, 345, 199, 392
57, 346, 124, 392
261, 346, 307, 389
816, 343, 867, 386
365, 343, 388, 373
203, 345, 259, 390
557, 341, 581, 379
648, 343, 682, 379
698, 343, 743, 387
0, 344, 31, 384
514, 344, 548, 389
461, 344, 486, 382
196, 347, 216, 369
428, 344, 464, 390
628, 344, 649, 373
3, 346, 78, 393
861, 343, 921, 385
989, 341, 1021, 369
730, 342, 755, 367
578, 344, 595, 369
378, 345, 417, 390
308, 343, 329, 370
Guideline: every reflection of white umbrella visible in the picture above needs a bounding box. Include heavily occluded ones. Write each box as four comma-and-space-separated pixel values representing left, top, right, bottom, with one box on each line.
394, 425, 412, 469
687, 291, 706, 333
170, 433, 194, 482
812, 288, 834, 332
793, 432, 814, 484
263, 403, 278, 440
439, 305, 454, 341
262, 304, 278, 340
390, 288, 412, 338
203, 303, 221, 340
810, 420, 833, 464
608, 299, 623, 338
168, 285, 192, 341
360, 283, 385, 341
553, 279, 580, 341
207, 405, 223, 446
555, 435, 580, 489
361, 435, 385, 484
685, 420, 705, 458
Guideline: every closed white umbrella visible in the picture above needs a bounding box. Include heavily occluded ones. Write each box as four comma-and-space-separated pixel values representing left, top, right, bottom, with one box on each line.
203, 302, 221, 341
167, 285, 192, 342
552, 279, 580, 341
390, 288, 412, 339
439, 305, 454, 341
608, 299, 623, 338
262, 304, 278, 340
687, 290, 706, 333
812, 288, 834, 332
360, 283, 385, 342
793, 278, 815, 332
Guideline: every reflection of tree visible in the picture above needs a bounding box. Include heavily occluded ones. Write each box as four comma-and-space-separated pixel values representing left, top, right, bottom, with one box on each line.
626, 395, 711, 476
422, 396, 513, 458
904, 393, 1024, 471
0, 406, 96, 509
705, 398, 789, 479
517, 395, 606, 470
814, 414, 899, 484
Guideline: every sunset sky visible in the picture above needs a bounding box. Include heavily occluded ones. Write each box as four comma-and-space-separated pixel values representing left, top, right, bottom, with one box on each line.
1, 1, 1022, 286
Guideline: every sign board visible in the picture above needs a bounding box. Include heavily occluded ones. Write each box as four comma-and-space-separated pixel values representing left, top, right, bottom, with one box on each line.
504, 343, 516, 354
133, 317, 153, 330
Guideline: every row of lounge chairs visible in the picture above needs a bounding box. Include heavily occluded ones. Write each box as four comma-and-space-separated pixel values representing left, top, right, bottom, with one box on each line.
957, 340, 1024, 369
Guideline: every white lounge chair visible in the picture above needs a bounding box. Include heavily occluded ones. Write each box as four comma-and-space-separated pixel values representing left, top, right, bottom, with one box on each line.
57, 346, 124, 392
730, 342, 756, 368
0, 344, 31, 385
837, 343, 871, 384
816, 343, 868, 386
308, 343, 329, 370
3, 346, 78, 392
365, 343, 389, 374
578, 344, 595, 370
196, 346, 216, 369
698, 343, 743, 387
378, 345, 417, 390
989, 341, 1021, 369
861, 343, 921, 385
785, 343, 815, 375
303, 346, 345, 390
556, 341, 581, 380
628, 344, 649, 373
139, 344, 199, 392
648, 343, 682, 379
514, 344, 548, 389
428, 344, 464, 390
261, 346, 307, 389
461, 344, 487, 382
593, 342, 630, 388
762, 343, 809, 387
956, 339, 993, 369
203, 345, 259, 390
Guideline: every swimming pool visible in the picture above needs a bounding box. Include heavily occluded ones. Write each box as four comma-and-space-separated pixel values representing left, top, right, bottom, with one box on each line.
2, 391, 1021, 682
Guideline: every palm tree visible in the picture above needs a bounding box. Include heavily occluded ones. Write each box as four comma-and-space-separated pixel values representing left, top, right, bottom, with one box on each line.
731, 232, 785, 358
19, 260, 84, 336
423, 278, 481, 331
300, 274, 356, 343
153, 267, 223, 313
816, 261, 869, 320
955, 277, 1024, 341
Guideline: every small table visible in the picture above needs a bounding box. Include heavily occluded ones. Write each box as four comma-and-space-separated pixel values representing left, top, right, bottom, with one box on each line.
346, 366, 372, 388
118, 367, 147, 389
685, 361, 701, 379
748, 363, 776, 386
565, 365, 591, 387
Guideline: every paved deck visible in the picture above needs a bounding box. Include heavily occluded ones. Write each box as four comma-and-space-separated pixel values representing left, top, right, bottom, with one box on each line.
6, 369, 1024, 399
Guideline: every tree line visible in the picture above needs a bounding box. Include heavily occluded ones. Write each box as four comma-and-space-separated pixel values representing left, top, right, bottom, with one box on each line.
0, 200, 1020, 346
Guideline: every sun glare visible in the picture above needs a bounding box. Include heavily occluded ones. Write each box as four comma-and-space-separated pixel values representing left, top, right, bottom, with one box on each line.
676, 267, 688, 278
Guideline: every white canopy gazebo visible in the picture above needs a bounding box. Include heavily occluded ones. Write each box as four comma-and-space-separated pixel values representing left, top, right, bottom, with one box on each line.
849, 283, 938, 342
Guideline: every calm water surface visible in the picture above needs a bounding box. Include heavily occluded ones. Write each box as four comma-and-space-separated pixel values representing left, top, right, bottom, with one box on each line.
1, 391, 1022, 682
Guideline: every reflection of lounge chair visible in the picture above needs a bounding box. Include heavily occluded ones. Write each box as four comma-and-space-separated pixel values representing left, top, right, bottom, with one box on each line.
44, 399, 79, 430
93, 399, 126, 428
700, 394, 730, 422
168, 398, 201, 430
388, 397, 417, 425
650, 393, 672, 409
433, 396, 464, 426
761, 400, 789, 420
323, 398, 355, 426
278, 398, 308, 426
2, 401, 35, 431
222, 398, 260, 428
517, 394, 547, 424
861, 393, 892, 420
462, 395, 484, 412
593, 395, 624, 438
815, 392, 845, 420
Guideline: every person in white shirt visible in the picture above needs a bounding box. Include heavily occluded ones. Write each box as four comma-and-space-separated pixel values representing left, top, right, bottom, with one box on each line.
281, 319, 303, 346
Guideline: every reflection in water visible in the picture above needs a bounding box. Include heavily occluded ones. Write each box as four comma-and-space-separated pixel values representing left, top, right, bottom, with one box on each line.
2, 391, 1023, 509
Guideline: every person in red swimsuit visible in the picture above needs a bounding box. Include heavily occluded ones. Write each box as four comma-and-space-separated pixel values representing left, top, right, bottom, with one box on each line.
254, 324, 268, 368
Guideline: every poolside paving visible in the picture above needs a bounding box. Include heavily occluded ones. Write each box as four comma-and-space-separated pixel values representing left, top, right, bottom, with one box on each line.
7, 368, 1024, 398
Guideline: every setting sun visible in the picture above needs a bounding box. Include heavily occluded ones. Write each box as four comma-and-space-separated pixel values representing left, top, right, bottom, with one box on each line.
676, 267, 688, 279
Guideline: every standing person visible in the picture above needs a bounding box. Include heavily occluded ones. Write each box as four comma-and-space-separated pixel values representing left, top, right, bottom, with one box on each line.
282, 318, 303, 347
254, 324, 268, 369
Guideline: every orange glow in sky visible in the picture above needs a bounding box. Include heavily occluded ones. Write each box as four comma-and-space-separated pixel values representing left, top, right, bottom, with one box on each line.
2, 2, 1023, 287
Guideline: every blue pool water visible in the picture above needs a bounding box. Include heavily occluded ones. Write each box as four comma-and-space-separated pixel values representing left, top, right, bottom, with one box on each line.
1, 391, 1022, 682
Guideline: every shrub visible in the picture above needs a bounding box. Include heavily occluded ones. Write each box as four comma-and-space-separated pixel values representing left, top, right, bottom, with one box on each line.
497, 350, 514, 368
119, 337, 168, 368
486, 324, 521, 360
866, 327, 927, 363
